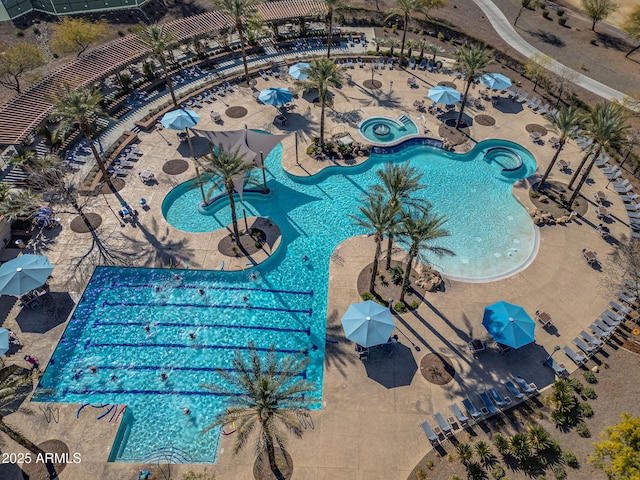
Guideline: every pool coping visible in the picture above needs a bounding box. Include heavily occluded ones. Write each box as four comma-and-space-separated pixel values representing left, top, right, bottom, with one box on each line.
357, 114, 421, 145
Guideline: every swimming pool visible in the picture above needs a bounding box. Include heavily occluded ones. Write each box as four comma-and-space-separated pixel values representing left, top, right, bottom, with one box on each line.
38, 138, 537, 464
359, 115, 419, 144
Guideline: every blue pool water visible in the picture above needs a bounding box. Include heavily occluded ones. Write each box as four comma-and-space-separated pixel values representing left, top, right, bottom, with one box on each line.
359, 116, 419, 144
37, 138, 537, 464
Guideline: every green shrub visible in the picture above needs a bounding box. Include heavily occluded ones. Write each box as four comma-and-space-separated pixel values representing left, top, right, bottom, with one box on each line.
567, 378, 583, 393
583, 370, 597, 383
491, 464, 506, 479
583, 386, 597, 399
560, 450, 578, 468
382, 26, 387, 32
394, 301, 407, 313
15, 29, 23, 36
437, 32, 445, 42
530, 192, 540, 198
410, 300, 419, 310
577, 402, 593, 417
575, 421, 590, 437
449, 38, 456, 45
551, 409, 570, 426
553, 464, 567, 479
424, 460, 434, 470
360, 292, 374, 301
542, 10, 550, 18
557, 7, 565, 15
558, 17, 567, 26
391, 24, 397, 34
33, 27, 40, 34
415, 468, 427, 480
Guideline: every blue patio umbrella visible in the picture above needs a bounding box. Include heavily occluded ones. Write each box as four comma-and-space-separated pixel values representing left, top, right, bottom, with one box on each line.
288, 62, 310, 80
479, 73, 512, 91
0, 328, 9, 356
341, 300, 396, 348
160, 109, 201, 130
0, 254, 53, 296
427, 86, 461, 105
482, 301, 536, 349
258, 87, 293, 106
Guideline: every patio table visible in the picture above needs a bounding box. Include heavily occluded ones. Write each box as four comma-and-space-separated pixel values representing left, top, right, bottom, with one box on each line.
594, 191, 607, 204
583, 250, 597, 263
596, 206, 610, 219
535, 311, 552, 327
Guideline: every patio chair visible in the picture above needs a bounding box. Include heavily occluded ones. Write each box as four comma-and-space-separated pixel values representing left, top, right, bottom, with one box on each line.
432, 412, 452, 436
462, 398, 483, 419
593, 319, 615, 336
545, 356, 568, 377
603, 309, 625, 323
478, 392, 500, 415
514, 376, 538, 394
628, 210, 640, 220
609, 301, 631, 314
596, 224, 611, 239
536, 104, 550, 115
580, 330, 604, 348
488, 388, 511, 408
620, 193, 639, 203
616, 184, 634, 194
605, 170, 622, 181
504, 380, 525, 400
528, 98, 542, 110
420, 421, 440, 445
387, 58, 394, 70
418, 59, 427, 71
562, 345, 587, 365
448, 403, 469, 427
626, 202, 640, 212
409, 58, 416, 70
617, 291, 637, 304
574, 337, 597, 356
347, 58, 354, 69
525, 96, 537, 107
223, 81, 234, 92
379, 57, 386, 70
357, 57, 364, 68
259, 69, 269, 80
516, 91, 529, 102
468, 339, 486, 356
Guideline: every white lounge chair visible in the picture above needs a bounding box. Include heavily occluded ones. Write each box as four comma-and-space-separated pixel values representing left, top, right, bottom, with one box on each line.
609, 301, 631, 314
591, 322, 613, 340
605, 170, 622, 180
603, 309, 625, 322
620, 193, 639, 203
602, 165, 620, 175
580, 330, 604, 347
525, 96, 537, 107
409, 58, 416, 70
594, 156, 610, 167
449, 403, 469, 426
546, 356, 568, 376
574, 337, 596, 356
504, 380, 525, 400
600, 314, 620, 329
537, 104, 550, 115
625, 202, 640, 211
433, 412, 452, 436
593, 319, 615, 335
617, 184, 634, 194
632, 231, 640, 240
517, 92, 529, 102
514, 376, 538, 394
628, 211, 640, 219
563, 346, 587, 365
462, 398, 483, 419
528, 98, 542, 109
617, 291, 637, 304
420, 421, 440, 445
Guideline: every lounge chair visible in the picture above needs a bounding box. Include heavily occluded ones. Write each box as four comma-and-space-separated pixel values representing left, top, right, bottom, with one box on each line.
616, 184, 633, 194
605, 170, 622, 180
626, 202, 640, 212
628, 211, 640, 219
600, 314, 621, 329
632, 231, 640, 239
259, 69, 269, 80
617, 291, 637, 304
620, 193, 639, 203
537, 104, 550, 115
514, 376, 538, 394
602, 165, 620, 175
409, 58, 416, 70
223, 81, 234, 92
449, 403, 469, 426
379, 57, 386, 70
418, 59, 427, 71
609, 301, 631, 314
613, 179, 630, 188
574, 337, 597, 356
545, 356, 568, 376
387, 58, 394, 69
528, 98, 542, 109
580, 330, 604, 347
593, 319, 615, 336
590, 323, 612, 340
563, 345, 587, 365
504, 380, 525, 400
488, 387, 511, 407
432, 412, 452, 436
461, 398, 483, 419
603, 309, 625, 322
478, 392, 500, 415
357, 57, 364, 68
420, 421, 440, 445
525, 96, 537, 107
347, 58, 354, 69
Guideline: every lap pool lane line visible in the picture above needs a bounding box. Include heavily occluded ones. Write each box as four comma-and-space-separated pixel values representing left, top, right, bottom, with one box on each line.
471, 0, 637, 109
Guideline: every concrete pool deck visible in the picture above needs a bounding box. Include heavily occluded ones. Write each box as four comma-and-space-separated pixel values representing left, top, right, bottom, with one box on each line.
0, 59, 632, 479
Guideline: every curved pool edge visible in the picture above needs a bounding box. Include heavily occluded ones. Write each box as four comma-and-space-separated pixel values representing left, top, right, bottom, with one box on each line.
358, 115, 420, 145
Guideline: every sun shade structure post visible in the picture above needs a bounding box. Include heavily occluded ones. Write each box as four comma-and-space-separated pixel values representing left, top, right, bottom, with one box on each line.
195, 166, 206, 203
260, 151, 267, 192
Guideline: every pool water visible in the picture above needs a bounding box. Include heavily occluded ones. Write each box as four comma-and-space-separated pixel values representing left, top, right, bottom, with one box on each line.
359, 115, 419, 144
37, 138, 537, 464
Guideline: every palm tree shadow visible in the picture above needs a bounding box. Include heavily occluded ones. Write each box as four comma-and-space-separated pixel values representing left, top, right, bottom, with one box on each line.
323, 308, 358, 376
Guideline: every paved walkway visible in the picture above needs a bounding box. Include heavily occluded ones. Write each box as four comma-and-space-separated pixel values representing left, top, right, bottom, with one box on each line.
472, 0, 637, 109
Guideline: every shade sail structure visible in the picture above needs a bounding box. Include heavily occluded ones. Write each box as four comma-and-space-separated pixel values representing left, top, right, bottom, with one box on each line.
479, 73, 512, 91
258, 87, 293, 106
482, 301, 536, 349
0, 328, 9, 356
191, 129, 287, 167
427, 86, 461, 105
160, 109, 201, 130
288, 62, 310, 80
0, 254, 53, 296
341, 300, 396, 348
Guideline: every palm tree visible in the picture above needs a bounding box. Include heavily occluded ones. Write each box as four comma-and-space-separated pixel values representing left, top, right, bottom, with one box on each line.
372, 162, 429, 270
213, 0, 260, 86
137, 24, 178, 107
197, 144, 257, 243
397, 207, 453, 303
567, 102, 629, 206
455, 442, 473, 466
294, 58, 343, 150
475, 440, 494, 467
323, 0, 346, 59
385, 0, 431, 67
453, 44, 494, 128
527, 424, 553, 453
51, 83, 113, 190
537, 106, 585, 191
349, 194, 397, 294
201, 343, 316, 480
414, 39, 431, 60
0, 189, 41, 223
0, 362, 57, 479
426, 42, 445, 63
386, 38, 401, 56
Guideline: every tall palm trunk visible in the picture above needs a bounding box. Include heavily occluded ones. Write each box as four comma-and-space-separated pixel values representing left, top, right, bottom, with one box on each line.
71, 198, 95, 230
400, 248, 416, 303
568, 149, 598, 190
455, 80, 472, 128
326, 11, 333, 58
0, 419, 57, 479
385, 234, 394, 270
81, 125, 114, 190
399, 13, 408, 67
264, 434, 285, 480
226, 183, 241, 241
160, 57, 178, 107
319, 92, 326, 148
370, 236, 382, 293
237, 23, 251, 85
537, 139, 566, 191
568, 148, 601, 205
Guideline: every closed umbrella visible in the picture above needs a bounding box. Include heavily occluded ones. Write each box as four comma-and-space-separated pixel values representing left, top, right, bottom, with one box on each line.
258, 87, 293, 106
479, 73, 512, 91
0, 254, 53, 296
0, 328, 9, 356
341, 300, 396, 348
427, 86, 461, 105
482, 301, 536, 349
160, 109, 201, 130
288, 62, 310, 80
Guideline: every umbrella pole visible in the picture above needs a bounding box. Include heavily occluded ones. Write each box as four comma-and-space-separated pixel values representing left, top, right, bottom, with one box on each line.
186, 128, 195, 159
260, 151, 267, 192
